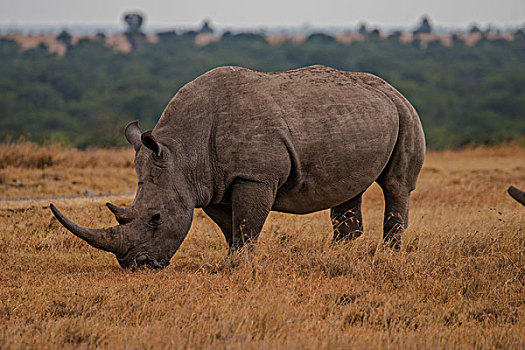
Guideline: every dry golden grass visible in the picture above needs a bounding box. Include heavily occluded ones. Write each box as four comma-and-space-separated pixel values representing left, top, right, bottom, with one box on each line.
0, 141, 135, 198
0, 143, 524, 349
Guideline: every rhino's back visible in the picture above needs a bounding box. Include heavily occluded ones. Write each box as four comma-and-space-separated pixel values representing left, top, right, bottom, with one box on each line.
160, 66, 401, 213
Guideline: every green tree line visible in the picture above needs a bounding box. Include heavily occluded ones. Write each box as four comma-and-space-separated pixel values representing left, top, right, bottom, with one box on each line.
0, 32, 524, 149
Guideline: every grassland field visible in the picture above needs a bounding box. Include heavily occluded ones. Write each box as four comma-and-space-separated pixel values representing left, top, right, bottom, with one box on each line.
0, 142, 524, 349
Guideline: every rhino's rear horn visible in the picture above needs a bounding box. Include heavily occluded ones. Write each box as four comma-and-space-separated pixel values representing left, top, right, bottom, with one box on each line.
106, 202, 136, 224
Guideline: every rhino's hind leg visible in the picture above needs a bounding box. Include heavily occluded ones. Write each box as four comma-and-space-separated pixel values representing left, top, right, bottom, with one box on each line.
381, 188, 410, 250
376, 136, 422, 250
203, 204, 233, 249
331, 193, 364, 242
230, 179, 276, 252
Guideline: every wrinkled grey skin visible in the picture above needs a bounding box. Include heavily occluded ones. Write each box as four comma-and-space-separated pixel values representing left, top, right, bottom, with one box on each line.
51, 65, 425, 269
508, 186, 525, 206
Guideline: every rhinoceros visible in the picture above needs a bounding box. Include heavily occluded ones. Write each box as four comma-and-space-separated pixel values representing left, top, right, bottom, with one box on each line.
50, 65, 425, 269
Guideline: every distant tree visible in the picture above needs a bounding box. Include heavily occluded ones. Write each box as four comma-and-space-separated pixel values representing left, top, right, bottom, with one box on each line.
75, 38, 93, 47
515, 29, 525, 40
222, 32, 267, 44
414, 16, 432, 34
411, 38, 422, 48
157, 30, 178, 45
369, 28, 381, 39
182, 30, 198, 38
123, 12, 146, 49
95, 32, 106, 43
199, 20, 214, 34
306, 33, 336, 44
57, 30, 72, 50
123, 13, 144, 33
21, 42, 51, 59
514, 25, 525, 38
451, 33, 464, 46
388, 31, 402, 41
483, 26, 493, 35
469, 24, 482, 34
426, 39, 443, 49
0, 38, 20, 57
358, 22, 368, 35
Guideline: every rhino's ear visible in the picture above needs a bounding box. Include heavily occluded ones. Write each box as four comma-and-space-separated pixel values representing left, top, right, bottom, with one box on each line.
141, 130, 162, 157
124, 121, 142, 151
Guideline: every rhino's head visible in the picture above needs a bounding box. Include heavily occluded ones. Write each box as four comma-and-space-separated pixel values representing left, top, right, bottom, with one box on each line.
50, 121, 194, 269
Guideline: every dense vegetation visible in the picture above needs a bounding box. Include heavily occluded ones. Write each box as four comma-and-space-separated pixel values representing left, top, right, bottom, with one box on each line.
0, 32, 524, 149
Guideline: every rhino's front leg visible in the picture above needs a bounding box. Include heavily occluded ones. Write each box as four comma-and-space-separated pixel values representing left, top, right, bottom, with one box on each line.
203, 204, 233, 248
230, 179, 276, 252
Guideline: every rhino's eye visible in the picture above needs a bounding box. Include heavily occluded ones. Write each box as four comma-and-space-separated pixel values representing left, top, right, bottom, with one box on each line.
149, 213, 161, 226
152, 149, 168, 163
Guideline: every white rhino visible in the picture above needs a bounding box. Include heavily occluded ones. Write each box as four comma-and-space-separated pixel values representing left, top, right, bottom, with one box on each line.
51, 65, 426, 268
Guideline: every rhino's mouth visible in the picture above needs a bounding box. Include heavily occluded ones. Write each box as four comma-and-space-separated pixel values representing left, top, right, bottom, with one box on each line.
117, 253, 169, 270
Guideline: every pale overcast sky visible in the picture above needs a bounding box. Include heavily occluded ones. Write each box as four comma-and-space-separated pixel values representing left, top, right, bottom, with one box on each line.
1, 0, 524, 29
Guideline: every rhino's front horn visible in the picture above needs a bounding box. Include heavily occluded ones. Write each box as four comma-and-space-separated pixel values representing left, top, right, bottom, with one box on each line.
50, 203, 127, 256
106, 202, 136, 224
